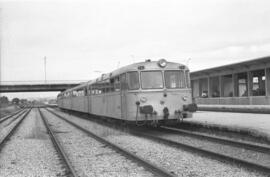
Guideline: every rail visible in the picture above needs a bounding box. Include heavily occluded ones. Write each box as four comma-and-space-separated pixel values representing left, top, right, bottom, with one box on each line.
48, 108, 270, 174
160, 126, 270, 154
45, 108, 177, 177
0, 108, 31, 152
38, 108, 78, 177
0, 109, 26, 124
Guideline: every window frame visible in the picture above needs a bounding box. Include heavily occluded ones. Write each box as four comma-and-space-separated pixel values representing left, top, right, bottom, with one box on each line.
140, 70, 164, 90
164, 70, 186, 89
127, 71, 140, 90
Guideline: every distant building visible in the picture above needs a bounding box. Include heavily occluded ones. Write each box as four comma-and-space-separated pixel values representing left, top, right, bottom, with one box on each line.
190, 56, 270, 105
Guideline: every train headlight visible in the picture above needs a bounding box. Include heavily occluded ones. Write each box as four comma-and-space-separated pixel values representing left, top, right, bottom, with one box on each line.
158, 59, 167, 68
140, 97, 147, 103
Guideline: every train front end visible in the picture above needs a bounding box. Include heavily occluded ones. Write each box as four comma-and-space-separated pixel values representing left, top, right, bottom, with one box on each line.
125, 59, 197, 125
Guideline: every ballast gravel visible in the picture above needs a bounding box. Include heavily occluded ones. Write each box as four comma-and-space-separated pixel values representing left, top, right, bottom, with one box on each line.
42, 109, 154, 177
0, 105, 20, 118
155, 131, 270, 167
0, 109, 63, 177
0, 111, 24, 143
51, 109, 268, 177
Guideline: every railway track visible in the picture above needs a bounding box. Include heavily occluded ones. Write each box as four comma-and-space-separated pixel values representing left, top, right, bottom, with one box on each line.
130, 128, 270, 174
167, 121, 270, 145
159, 125, 270, 153
0, 108, 31, 152
44, 108, 177, 177
38, 108, 78, 177
48, 108, 270, 175
0, 108, 22, 119
0, 109, 26, 124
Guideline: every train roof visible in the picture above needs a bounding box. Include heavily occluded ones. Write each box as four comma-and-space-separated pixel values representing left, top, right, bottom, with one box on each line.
191, 55, 270, 76
109, 60, 188, 77
61, 59, 188, 93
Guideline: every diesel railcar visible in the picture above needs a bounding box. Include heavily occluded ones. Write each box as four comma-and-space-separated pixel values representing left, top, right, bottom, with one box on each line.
57, 59, 196, 125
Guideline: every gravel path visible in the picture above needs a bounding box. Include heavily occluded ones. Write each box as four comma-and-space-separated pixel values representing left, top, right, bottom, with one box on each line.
43, 109, 154, 177
0, 108, 63, 177
50, 109, 268, 177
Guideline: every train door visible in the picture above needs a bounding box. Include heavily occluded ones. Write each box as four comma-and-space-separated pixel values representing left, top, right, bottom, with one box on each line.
120, 73, 127, 120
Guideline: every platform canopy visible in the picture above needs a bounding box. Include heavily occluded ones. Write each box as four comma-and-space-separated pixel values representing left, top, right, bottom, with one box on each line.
190, 56, 270, 105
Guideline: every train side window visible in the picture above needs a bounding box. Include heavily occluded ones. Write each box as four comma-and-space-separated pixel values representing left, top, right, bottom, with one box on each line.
91, 85, 96, 95
109, 82, 115, 92
114, 76, 120, 91
84, 87, 87, 96
95, 86, 99, 95
127, 71, 139, 90
73, 91, 75, 97
98, 88, 102, 94
95, 84, 102, 95
101, 83, 106, 94
104, 83, 111, 93
78, 89, 85, 96
88, 86, 91, 96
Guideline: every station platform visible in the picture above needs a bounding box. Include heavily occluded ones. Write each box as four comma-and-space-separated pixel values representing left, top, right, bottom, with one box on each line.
184, 111, 270, 141
197, 104, 270, 114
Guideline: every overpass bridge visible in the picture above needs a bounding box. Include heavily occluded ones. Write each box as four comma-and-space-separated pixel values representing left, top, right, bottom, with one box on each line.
0, 80, 87, 93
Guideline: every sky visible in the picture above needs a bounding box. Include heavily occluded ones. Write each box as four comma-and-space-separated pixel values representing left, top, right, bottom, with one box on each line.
0, 0, 270, 99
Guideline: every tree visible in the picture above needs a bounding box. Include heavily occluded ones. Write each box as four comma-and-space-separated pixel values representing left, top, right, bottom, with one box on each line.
20, 99, 28, 103
12, 98, 20, 104
0, 96, 9, 104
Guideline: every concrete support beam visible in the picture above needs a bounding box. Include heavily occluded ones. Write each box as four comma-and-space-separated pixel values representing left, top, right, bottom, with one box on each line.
232, 73, 237, 97
219, 76, 222, 97
266, 68, 270, 96
247, 71, 252, 97
207, 77, 210, 98
229, 69, 235, 97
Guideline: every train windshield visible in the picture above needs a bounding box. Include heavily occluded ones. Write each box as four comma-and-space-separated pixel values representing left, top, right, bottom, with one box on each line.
165, 70, 186, 88
141, 71, 163, 89
127, 71, 139, 90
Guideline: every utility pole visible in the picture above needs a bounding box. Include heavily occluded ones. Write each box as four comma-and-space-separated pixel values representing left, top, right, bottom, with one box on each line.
44, 56, 47, 83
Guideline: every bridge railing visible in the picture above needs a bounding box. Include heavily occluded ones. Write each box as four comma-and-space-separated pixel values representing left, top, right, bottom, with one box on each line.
0, 80, 88, 85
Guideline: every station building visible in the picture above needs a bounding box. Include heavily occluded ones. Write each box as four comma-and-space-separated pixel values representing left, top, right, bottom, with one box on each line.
190, 56, 270, 105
